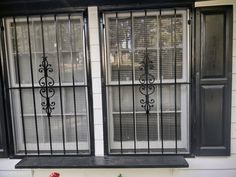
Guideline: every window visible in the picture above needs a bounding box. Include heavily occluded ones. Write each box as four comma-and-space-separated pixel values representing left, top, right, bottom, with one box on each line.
4, 13, 92, 155
103, 9, 190, 154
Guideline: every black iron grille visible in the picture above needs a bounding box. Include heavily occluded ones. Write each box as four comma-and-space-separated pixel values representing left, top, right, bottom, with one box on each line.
5, 13, 92, 155
103, 9, 190, 154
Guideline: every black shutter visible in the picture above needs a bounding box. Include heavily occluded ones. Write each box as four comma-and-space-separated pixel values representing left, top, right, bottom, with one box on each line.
0, 76, 8, 157
0, 56, 8, 157
194, 6, 233, 156
0, 23, 9, 158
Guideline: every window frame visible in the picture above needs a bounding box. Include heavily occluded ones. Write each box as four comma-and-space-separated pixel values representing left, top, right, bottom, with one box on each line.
0, 9, 95, 157
100, 7, 192, 155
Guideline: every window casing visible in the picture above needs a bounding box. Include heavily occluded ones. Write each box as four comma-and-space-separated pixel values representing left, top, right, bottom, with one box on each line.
103, 9, 190, 154
4, 13, 93, 155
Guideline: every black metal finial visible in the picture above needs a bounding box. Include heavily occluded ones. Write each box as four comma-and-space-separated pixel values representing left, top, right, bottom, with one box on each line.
139, 53, 155, 114
39, 56, 55, 117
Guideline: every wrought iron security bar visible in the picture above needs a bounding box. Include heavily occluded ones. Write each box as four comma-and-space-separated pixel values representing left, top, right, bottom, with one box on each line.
103, 8, 190, 154
5, 13, 93, 156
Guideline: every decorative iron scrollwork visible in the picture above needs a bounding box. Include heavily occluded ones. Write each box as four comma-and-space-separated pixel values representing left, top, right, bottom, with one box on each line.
139, 53, 155, 114
39, 56, 55, 117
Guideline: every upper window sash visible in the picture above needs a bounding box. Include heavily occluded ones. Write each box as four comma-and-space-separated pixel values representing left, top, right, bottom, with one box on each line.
104, 10, 189, 85
5, 15, 87, 89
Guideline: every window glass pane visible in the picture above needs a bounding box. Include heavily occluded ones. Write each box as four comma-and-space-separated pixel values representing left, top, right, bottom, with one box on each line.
113, 113, 158, 142
71, 18, 83, 51
161, 15, 183, 48
43, 19, 56, 53
134, 49, 158, 81
136, 113, 158, 141
118, 18, 131, 50
113, 113, 134, 142
161, 113, 181, 140
11, 22, 29, 54
161, 48, 183, 79
57, 20, 70, 51
108, 18, 117, 50
134, 16, 157, 49
161, 85, 181, 111
111, 86, 133, 112
73, 52, 85, 83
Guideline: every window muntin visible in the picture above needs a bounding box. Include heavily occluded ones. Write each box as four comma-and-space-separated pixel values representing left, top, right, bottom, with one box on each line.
5, 14, 91, 155
104, 9, 190, 154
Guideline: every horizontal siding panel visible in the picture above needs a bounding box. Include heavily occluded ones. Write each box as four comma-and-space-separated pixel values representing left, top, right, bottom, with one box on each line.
0, 171, 31, 177
33, 169, 172, 177
232, 107, 236, 123
232, 91, 236, 106
231, 139, 236, 154
233, 39, 236, 57
185, 155, 236, 169
233, 57, 236, 73
234, 21, 236, 39
234, 5, 236, 21
232, 74, 236, 90
232, 123, 236, 138
0, 159, 21, 170
173, 170, 236, 177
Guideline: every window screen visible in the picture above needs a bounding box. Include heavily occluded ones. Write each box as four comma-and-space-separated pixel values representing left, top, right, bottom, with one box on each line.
5, 14, 92, 155
104, 9, 190, 154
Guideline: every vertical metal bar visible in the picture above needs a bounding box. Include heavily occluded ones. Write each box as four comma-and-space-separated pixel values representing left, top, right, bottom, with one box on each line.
40, 15, 53, 154
130, 11, 136, 153
83, 13, 94, 155
68, 14, 79, 154
54, 15, 66, 154
116, 12, 123, 153
13, 17, 27, 155
27, 16, 40, 155
144, 10, 150, 153
174, 9, 178, 154
159, 10, 164, 154
103, 13, 110, 155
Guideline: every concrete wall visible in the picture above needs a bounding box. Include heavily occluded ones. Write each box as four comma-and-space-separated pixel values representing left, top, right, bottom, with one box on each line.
0, 0, 236, 177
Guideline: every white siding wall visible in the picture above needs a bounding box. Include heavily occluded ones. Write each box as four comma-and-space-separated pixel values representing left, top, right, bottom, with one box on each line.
1, 0, 236, 177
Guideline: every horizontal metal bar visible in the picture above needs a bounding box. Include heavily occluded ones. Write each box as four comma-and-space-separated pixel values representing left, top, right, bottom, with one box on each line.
9, 85, 88, 89
0, 8, 85, 17
105, 82, 191, 87
99, 4, 193, 12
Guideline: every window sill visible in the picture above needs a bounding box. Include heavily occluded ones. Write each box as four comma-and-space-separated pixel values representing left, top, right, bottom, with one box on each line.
15, 155, 189, 168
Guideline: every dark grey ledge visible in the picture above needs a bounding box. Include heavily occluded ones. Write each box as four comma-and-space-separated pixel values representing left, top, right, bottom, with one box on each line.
15, 156, 189, 169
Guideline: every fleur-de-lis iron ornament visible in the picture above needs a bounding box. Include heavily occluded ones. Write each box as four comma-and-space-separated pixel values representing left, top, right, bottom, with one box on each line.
38, 56, 55, 117
139, 53, 156, 114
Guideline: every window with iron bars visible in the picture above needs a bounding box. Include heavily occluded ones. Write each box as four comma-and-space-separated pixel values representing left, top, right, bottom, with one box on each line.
102, 9, 190, 154
4, 13, 93, 155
